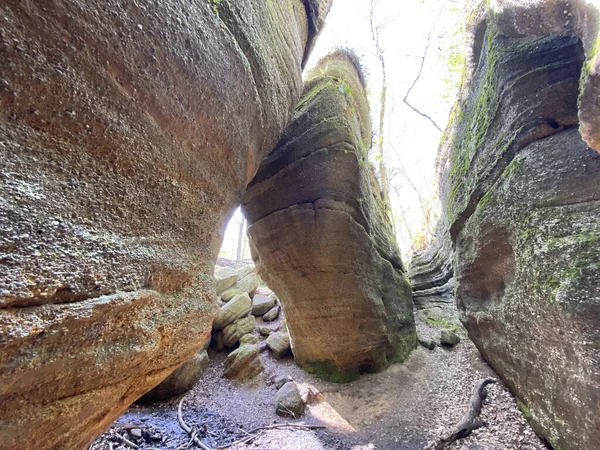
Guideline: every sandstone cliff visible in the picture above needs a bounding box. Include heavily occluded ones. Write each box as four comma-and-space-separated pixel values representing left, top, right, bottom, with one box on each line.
434, 3, 600, 448
242, 51, 416, 383
0, 1, 331, 448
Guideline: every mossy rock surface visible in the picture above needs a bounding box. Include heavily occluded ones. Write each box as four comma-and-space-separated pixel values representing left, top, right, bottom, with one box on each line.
243, 50, 415, 381
439, 10, 600, 448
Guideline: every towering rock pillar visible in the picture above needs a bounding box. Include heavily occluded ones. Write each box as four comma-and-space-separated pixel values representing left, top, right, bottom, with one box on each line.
243, 51, 416, 382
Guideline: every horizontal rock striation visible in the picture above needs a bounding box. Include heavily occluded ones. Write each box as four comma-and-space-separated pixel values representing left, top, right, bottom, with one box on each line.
243, 51, 416, 382
0, 0, 331, 448
408, 223, 457, 324
436, 5, 600, 449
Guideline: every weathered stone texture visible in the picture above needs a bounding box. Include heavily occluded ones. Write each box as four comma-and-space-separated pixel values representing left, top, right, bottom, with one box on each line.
438, 8, 600, 449
243, 51, 416, 382
0, 0, 331, 448
408, 223, 457, 323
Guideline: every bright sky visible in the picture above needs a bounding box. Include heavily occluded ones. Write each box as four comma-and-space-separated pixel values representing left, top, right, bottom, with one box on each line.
221, 0, 465, 262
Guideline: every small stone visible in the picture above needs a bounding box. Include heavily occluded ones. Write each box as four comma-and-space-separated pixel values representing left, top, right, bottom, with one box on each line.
266, 332, 290, 358
275, 382, 304, 418
419, 337, 436, 350
258, 326, 272, 336
440, 330, 460, 346
252, 294, 276, 316
272, 374, 293, 389
262, 305, 280, 322
128, 428, 142, 440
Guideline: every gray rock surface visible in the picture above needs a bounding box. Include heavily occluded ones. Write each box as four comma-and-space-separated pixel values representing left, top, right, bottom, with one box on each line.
262, 305, 281, 322
266, 332, 291, 359
222, 316, 256, 348
215, 267, 239, 295
223, 343, 264, 382
440, 330, 460, 347
275, 382, 305, 418
138, 351, 210, 403
252, 295, 276, 316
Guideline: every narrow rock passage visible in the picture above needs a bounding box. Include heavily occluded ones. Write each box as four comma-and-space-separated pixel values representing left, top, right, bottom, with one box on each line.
92, 318, 545, 450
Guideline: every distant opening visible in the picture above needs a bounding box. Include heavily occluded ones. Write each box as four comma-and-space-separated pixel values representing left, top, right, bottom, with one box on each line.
218, 207, 251, 267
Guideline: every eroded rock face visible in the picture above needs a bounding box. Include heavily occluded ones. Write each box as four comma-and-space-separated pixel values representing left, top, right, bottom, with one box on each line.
408, 223, 458, 324
243, 52, 416, 382
489, 0, 600, 153
439, 9, 600, 449
0, 0, 331, 448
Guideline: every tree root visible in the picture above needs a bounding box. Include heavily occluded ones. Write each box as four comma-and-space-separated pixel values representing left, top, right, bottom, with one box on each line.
424, 378, 497, 450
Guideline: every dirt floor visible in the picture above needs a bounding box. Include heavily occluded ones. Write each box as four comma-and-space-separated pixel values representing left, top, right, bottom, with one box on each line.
91, 319, 548, 450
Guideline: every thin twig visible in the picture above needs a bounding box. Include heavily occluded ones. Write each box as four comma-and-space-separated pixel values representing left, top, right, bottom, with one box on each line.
178, 398, 213, 450
215, 432, 263, 449
114, 433, 140, 449
246, 423, 326, 434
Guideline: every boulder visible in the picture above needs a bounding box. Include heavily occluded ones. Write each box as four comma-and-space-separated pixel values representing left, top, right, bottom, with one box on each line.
242, 50, 416, 382
223, 344, 264, 382
237, 264, 256, 280
262, 305, 281, 322
213, 293, 252, 330
222, 316, 256, 347
221, 288, 244, 303
138, 351, 209, 403
0, 0, 332, 447
436, 8, 600, 449
266, 332, 291, 359
439, 330, 460, 347
215, 267, 239, 295
234, 273, 260, 297
418, 337, 436, 351
275, 382, 305, 418
252, 295, 276, 316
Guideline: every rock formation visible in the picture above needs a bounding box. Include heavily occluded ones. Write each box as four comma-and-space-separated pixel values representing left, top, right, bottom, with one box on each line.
408, 223, 457, 323
0, 0, 331, 448
243, 51, 416, 382
432, 3, 600, 448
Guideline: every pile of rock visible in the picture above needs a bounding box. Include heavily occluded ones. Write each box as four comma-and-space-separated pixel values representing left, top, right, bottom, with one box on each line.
212, 264, 291, 381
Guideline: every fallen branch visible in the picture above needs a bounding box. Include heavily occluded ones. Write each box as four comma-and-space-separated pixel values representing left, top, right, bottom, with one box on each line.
424, 378, 497, 450
178, 398, 213, 450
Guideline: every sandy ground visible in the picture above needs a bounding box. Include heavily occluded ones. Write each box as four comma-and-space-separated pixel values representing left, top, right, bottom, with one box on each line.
92, 319, 548, 450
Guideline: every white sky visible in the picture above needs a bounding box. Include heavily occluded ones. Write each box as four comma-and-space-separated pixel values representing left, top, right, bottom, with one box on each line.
221, 0, 465, 261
